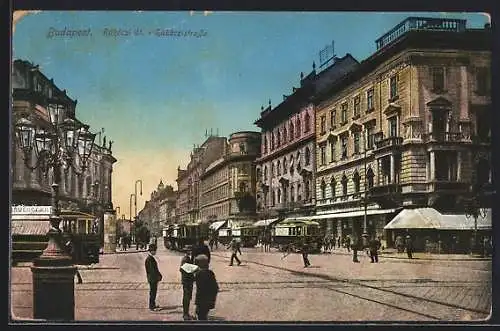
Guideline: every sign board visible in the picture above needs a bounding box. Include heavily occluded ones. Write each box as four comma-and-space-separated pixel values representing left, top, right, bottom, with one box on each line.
11, 205, 52, 215
275, 227, 289, 236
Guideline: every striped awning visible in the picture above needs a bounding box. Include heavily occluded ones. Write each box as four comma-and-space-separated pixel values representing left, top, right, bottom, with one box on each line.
209, 220, 227, 231
12, 220, 50, 236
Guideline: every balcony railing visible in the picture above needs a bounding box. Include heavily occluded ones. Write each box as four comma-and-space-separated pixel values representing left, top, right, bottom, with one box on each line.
374, 136, 403, 149
422, 132, 463, 142
369, 184, 401, 197
376, 17, 467, 50
427, 181, 469, 192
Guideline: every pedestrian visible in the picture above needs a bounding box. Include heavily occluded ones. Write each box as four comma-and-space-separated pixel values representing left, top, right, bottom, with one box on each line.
65, 235, 83, 284
180, 251, 197, 320
352, 234, 360, 263
369, 236, 381, 263
345, 235, 351, 252
192, 238, 211, 265
193, 254, 219, 321
301, 240, 311, 268
227, 239, 242, 266
337, 236, 341, 250
405, 234, 413, 259
145, 243, 162, 311
330, 235, 336, 250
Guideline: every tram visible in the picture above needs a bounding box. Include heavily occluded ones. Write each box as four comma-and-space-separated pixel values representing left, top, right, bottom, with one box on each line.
239, 225, 259, 247
217, 226, 241, 246
12, 208, 100, 265
272, 218, 322, 253
163, 222, 209, 251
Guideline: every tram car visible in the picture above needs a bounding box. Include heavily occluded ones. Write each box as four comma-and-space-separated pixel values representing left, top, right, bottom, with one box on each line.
162, 224, 175, 250
239, 225, 259, 247
168, 222, 209, 251
12, 209, 100, 265
272, 219, 322, 253
217, 226, 241, 246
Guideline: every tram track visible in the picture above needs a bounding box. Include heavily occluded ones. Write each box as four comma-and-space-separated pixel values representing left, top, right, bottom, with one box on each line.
210, 252, 491, 319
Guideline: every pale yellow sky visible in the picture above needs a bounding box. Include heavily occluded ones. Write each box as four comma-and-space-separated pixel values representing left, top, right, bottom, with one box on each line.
111, 148, 190, 219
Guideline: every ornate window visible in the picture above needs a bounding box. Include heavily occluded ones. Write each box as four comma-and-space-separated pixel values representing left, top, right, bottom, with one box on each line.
330, 177, 336, 198
304, 113, 310, 132
353, 171, 361, 193
305, 147, 311, 166
320, 179, 326, 199
289, 122, 294, 140
341, 174, 348, 196
367, 88, 374, 111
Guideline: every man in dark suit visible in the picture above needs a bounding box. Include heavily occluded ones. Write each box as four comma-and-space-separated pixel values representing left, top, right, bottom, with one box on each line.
145, 243, 162, 311
192, 238, 211, 265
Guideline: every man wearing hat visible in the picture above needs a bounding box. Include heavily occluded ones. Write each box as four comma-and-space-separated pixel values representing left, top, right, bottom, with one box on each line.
145, 243, 162, 311
193, 254, 219, 320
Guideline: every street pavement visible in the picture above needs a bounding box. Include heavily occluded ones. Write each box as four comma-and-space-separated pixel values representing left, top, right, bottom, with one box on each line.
10, 244, 492, 322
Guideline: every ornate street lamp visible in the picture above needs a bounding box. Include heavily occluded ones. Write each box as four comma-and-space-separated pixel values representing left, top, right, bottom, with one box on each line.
14, 101, 96, 320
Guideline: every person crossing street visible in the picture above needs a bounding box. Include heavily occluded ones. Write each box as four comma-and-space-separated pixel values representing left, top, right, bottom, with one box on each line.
228, 239, 242, 266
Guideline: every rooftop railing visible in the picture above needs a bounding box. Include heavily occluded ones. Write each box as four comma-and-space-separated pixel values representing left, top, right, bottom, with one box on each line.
376, 17, 467, 50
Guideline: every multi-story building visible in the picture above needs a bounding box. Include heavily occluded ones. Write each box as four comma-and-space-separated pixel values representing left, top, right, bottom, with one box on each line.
312, 17, 492, 245
175, 135, 227, 223
11, 60, 117, 242
254, 54, 359, 221
199, 131, 261, 226
137, 180, 177, 236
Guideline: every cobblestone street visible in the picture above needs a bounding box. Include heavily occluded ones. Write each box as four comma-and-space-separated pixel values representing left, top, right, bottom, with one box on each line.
10, 246, 492, 322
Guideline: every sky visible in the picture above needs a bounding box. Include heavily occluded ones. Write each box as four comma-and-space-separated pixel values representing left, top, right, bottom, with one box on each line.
12, 11, 489, 219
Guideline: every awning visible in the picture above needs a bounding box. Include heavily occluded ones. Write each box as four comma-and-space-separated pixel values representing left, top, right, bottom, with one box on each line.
253, 218, 279, 227
439, 210, 492, 230
384, 208, 492, 230
209, 220, 227, 231
12, 220, 50, 236
384, 208, 442, 229
297, 208, 399, 221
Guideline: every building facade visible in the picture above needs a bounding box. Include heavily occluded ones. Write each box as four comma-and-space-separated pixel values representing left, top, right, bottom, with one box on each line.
11, 60, 117, 241
199, 131, 261, 226
137, 180, 177, 236
175, 135, 228, 224
254, 55, 359, 221
313, 17, 492, 245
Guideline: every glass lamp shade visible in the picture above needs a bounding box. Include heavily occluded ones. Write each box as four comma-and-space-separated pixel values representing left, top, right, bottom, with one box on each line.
61, 117, 82, 154
15, 118, 35, 151
47, 102, 66, 127
77, 129, 96, 167
34, 128, 54, 158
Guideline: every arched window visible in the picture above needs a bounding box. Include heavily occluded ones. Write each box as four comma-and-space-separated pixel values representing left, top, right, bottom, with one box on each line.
304, 112, 310, 132
296, 117, 301, 138
320, 179, 326, 199
305, 147, 311, 166
353, 171, 361, 193
283, 127, 287, 144
283, 157, 288, 174
330, 177, 336, 198
297, 183, 302, 201
277, 129, 281, 147
366, 167, 375, 189
290, 184, 295, 202
289, 122, 294, 140
277, 160, 281, 176
264, 166, 268, 181
341, 174, 348, 196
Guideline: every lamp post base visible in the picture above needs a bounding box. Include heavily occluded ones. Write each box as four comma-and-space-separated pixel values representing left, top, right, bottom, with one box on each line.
31, 263, 77, 320
30, 227, 77, 321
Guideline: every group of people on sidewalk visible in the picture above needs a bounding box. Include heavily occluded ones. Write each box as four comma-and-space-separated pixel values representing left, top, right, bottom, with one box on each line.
144, 239, 220, 321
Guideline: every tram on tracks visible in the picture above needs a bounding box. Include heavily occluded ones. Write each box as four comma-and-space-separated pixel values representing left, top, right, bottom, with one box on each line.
239, 225, 259, 247
162, 222, 209, 251
272, 218, 322, 253
11, 206, 100, 265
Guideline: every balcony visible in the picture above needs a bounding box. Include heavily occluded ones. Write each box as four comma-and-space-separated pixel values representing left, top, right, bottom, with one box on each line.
427, 181, 469, 192
422, 132, 463, 143
374, 136, 403, 150
369, 184, 401, 197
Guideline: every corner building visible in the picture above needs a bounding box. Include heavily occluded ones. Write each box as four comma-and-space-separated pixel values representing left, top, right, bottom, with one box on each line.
254, 55, 359, 221
199, 131, 261, 226
312, 17, 492, 246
